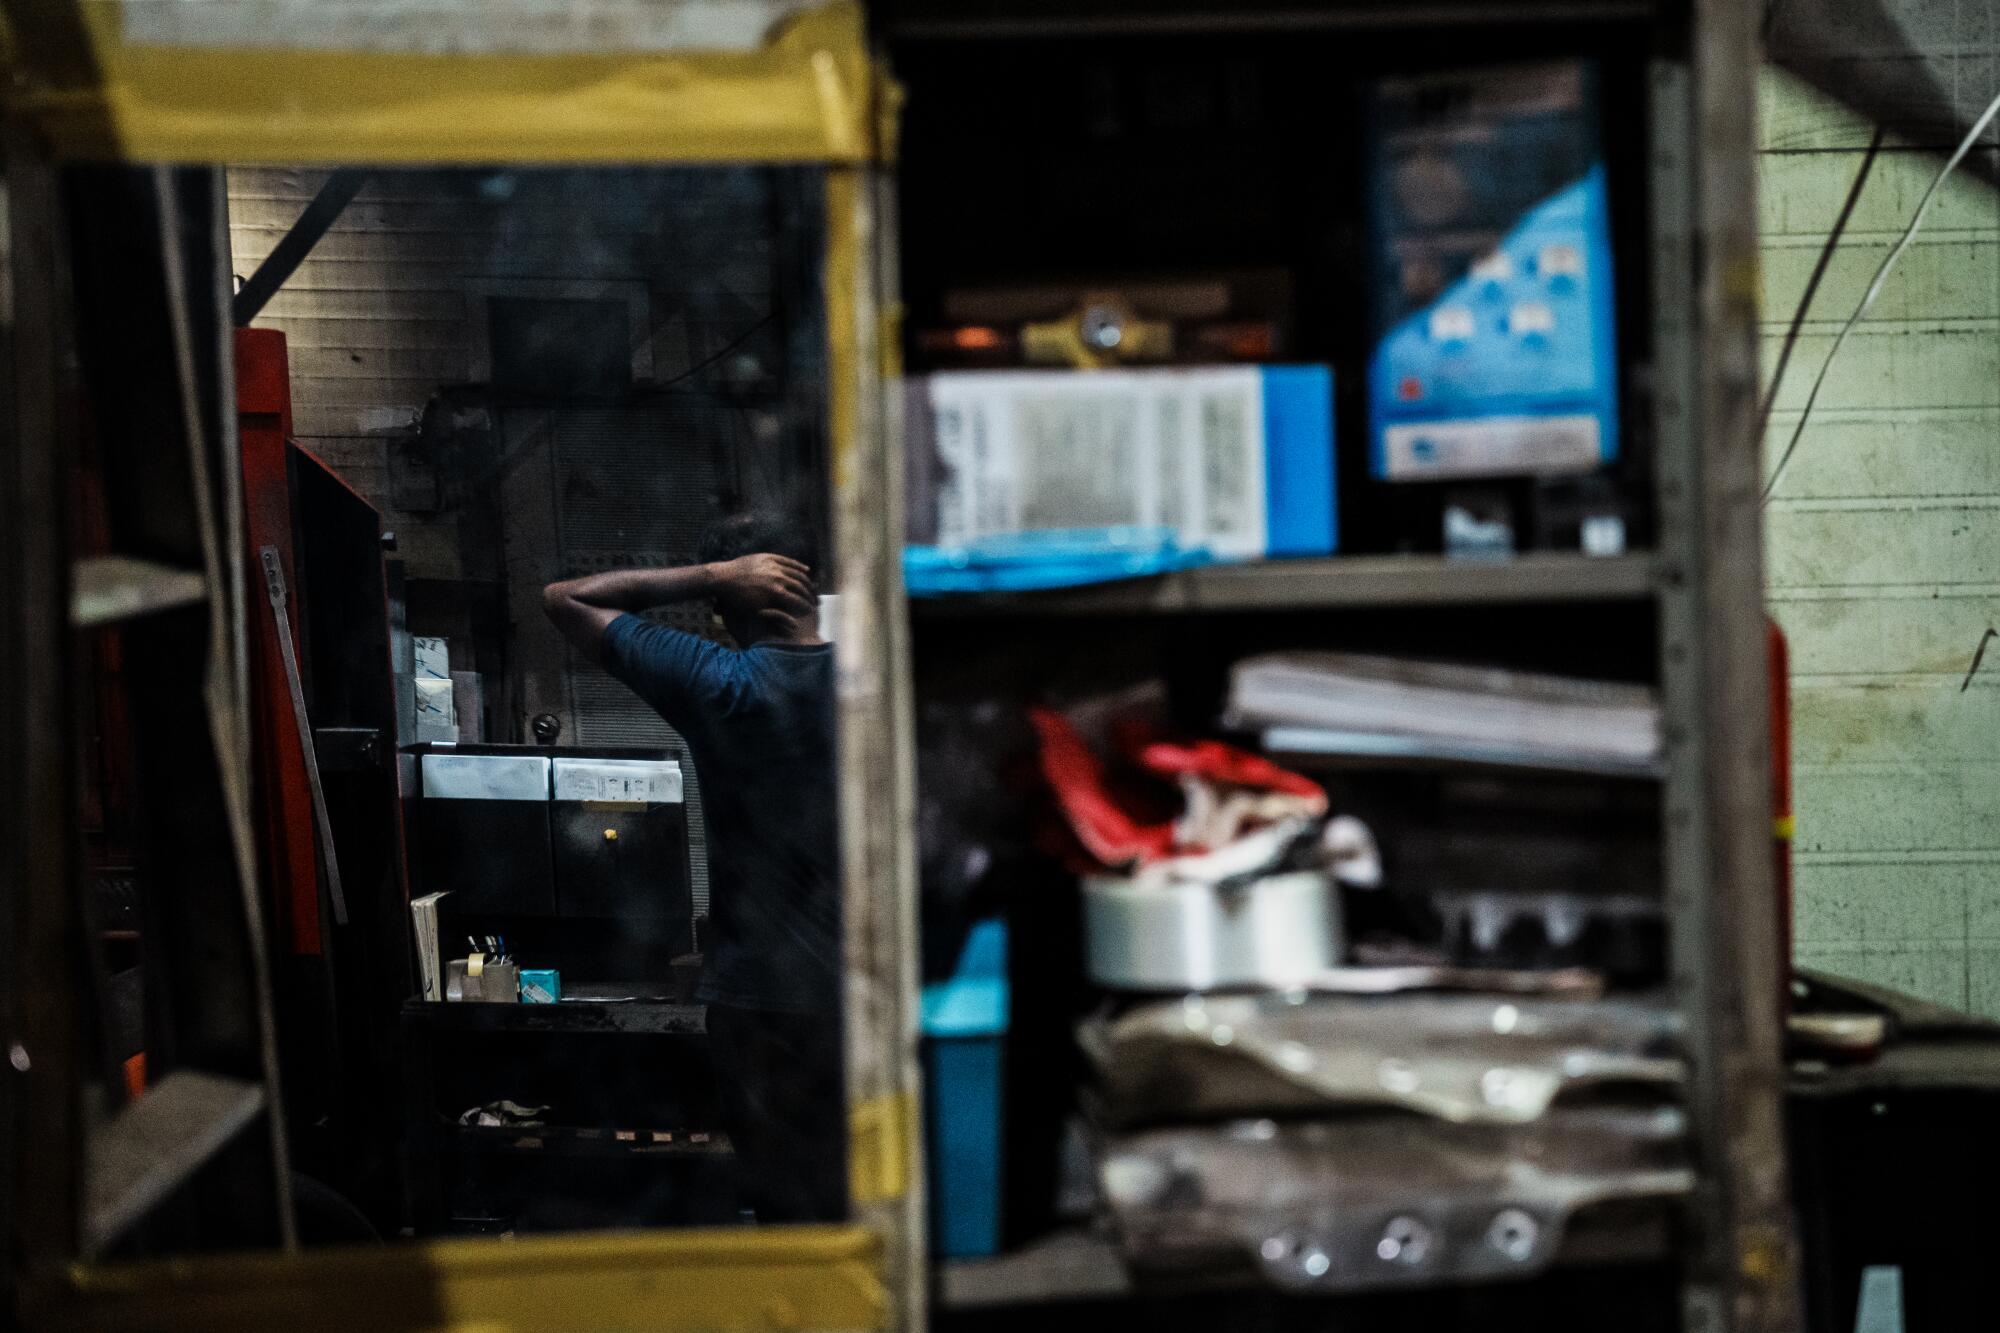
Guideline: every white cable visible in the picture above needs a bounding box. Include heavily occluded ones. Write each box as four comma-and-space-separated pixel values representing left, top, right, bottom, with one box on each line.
1762, 86, 2000, 501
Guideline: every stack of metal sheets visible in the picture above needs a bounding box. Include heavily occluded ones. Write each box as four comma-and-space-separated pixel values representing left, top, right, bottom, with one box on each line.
1079, 988, 1692, 1291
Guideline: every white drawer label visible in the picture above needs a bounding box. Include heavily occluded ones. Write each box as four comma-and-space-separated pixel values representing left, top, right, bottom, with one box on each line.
552, 758, 683, 804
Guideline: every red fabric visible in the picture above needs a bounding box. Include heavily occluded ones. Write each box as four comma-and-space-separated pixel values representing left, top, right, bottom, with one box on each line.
1029, 707, 1327, 870
1028, 708, 1176, 869
1136, 738, 1328, 809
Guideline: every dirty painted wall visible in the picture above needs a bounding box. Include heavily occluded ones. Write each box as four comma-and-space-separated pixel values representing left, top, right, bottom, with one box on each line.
1760, 66, 2000, 1016
226, 166, 789, 586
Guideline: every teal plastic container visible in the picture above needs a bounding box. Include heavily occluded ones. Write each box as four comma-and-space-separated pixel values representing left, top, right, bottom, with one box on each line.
921, 919, 1008, 1259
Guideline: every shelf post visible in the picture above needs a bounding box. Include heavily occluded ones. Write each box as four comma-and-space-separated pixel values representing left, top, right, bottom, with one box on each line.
1653, 4, 1801, 1328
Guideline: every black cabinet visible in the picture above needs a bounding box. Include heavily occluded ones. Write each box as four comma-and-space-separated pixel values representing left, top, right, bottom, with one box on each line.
410, 744, 697, 976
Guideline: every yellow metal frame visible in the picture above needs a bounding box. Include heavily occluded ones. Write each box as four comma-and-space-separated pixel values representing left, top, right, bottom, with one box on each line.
9, 4, 919, 1329
8, 1, 872, 164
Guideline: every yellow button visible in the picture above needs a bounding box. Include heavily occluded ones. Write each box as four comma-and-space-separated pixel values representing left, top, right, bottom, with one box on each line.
603, 828, 618, 842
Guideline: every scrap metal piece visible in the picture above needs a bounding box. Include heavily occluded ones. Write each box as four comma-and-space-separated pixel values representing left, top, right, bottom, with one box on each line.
1097, 1108, 1693, 1293
1081, 990, 1680, 1127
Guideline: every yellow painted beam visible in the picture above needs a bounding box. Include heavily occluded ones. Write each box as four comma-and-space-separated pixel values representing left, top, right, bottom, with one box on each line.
33, 1226, 887, 1332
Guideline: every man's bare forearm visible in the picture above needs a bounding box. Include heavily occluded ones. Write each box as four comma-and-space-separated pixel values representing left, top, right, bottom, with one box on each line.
541, 563, 719, 664
544, 563, 721, 614
543, 554, 815, 663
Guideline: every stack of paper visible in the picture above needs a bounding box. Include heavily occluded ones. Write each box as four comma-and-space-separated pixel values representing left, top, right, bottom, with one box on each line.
1225, 652, 1661, 772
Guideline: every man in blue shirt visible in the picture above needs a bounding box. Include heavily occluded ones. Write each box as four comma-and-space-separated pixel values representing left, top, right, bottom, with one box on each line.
542, 512, 844, 1223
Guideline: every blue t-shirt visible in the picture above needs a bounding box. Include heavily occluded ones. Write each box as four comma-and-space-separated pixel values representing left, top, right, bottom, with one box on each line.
601, 614, 839, 1014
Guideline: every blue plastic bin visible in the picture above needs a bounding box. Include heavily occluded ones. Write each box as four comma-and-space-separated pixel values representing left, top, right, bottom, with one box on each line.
921, 919, 1008, 1259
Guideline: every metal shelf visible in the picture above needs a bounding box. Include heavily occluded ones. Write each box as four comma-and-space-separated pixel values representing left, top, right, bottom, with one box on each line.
939, 1205, 1675, 1309
401, 998, 706, 1036
910, 552, 1656, 618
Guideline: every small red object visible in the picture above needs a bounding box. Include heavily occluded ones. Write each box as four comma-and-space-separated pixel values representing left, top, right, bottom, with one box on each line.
1398, 376, 1424, 401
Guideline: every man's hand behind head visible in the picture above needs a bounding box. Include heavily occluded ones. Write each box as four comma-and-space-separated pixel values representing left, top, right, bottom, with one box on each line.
711, 553, 815, 625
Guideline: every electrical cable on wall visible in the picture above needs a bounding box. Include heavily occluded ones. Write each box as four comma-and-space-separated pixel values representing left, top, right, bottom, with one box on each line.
655, 311, 776, 389
1756, 125, 1885, 438
1762, 87, 2000, 502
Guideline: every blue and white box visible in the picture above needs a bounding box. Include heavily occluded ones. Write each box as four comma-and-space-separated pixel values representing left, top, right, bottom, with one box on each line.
1368, 61, 1620, 481
905, 366, 1336, 593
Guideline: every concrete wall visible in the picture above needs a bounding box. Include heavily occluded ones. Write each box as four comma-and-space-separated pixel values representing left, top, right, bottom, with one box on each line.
1760, 67, 2000, 1015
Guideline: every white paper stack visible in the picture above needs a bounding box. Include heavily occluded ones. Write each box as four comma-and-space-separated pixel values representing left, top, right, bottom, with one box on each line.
1225, 652, 1661, 773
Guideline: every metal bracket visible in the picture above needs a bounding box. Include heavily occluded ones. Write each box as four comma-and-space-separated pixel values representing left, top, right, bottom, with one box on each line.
258, 546, 348, 926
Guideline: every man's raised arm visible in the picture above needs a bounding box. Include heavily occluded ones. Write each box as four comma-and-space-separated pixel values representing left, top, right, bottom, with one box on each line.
541, 557, 814, 665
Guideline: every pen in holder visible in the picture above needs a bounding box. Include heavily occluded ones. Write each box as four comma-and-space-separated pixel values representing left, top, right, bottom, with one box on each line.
445, 952, 521, 1003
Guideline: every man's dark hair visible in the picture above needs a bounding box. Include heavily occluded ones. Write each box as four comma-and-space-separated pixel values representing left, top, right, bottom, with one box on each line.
697, 510, 821, 577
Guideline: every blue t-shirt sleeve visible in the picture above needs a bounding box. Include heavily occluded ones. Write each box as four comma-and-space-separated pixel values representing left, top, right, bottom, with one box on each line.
600, 613, 738, 732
